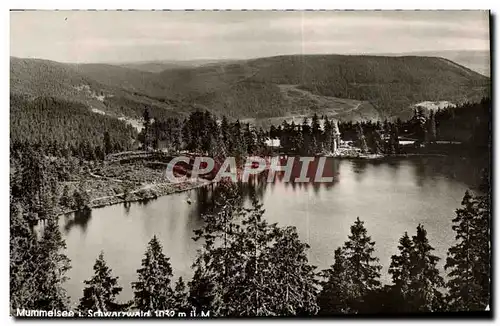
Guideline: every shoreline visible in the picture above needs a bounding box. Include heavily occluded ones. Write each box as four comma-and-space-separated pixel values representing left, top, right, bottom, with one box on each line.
57, 178, 214, 216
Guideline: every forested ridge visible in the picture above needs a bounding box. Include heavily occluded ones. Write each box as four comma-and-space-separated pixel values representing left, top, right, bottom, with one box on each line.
11, 55, 490, 121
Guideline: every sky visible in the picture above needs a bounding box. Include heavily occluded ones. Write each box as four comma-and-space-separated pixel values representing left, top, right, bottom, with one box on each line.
10, 10, 490, 63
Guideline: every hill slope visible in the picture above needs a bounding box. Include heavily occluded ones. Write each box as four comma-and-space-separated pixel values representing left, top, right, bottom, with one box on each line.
11, 54, 490, 122
10, 57, 197, 122
379, 50, 490, 77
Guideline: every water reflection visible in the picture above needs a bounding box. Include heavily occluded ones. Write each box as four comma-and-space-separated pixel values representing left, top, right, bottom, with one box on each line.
62, 209, 92, 234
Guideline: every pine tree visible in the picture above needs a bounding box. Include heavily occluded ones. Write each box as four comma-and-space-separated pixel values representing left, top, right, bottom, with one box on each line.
132, 236, 174, 311
323, 118, 334, 154
73, 181, 91, 211
409, 224, 445, 312
311, 113, 321, 139
267, 226, 319, 316
142, 107, 152, 149
103, 131, 112, 155
318, 247, 352, 314
220, 115, 231, 153
78, 252, 125, 312
19, 148, 57, 221
244, 123, 256, 154
388, 232, 414, 311
428, 111, 437, 143
414, 107, 428, 145
343, 217, 382, 312
189, 192, 318, 316
369, 129, 384, 154
445, 190, 490, 311
355, 124, 368, 154
35, 217, 71, 310
60, 185, 74, 209
319, 217, 381, 314
10, 202, 42, 310
172, 277, 189, 313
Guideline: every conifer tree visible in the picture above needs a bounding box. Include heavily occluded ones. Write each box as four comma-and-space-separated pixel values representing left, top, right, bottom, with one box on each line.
220, 115, 229, 143
103, 131, 112, 155
355, 124, 368, 153
319, 217, 381, 314
73, 181, 91, 211
132, 236, 174, 311
244, 123, 256, 154
388, 232, 414, 311
318, 247, 352, 314
343, 217, 382, 311
78, 252, 125, 312
189, 191, 318, 316
323, 118, 334, 153
142, 107, 152, 149
60, 184, 74, 209
414, 107, 428, 145
35, 217, 71, 310
428, 111, 437, 143
172, 277, 190, 313
445, 190, 490, 311
311, 113, 321, 139
10, 202, 41, 310
409, 224, 445, 312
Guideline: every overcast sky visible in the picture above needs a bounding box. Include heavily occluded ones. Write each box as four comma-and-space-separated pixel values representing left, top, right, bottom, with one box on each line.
10, 10, 490, 63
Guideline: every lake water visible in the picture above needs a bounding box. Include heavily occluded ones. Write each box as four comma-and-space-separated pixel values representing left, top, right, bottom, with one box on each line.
58, 156, 482, 306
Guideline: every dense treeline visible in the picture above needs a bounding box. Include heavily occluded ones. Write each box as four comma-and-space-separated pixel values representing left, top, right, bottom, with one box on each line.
268, 113, 400, 155
140, 108, 270, 161
10, 147, 91, 222
267, 113, 340, 155
434, 98, 491, 145
10, 94, 137, 160
11, 174, 491, 315
334, 98, 489, 155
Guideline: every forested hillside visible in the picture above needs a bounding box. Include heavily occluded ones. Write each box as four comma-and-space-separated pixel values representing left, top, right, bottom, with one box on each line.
11, 54, 490, 122
10, 94, 137, 157
245, 55, 489, 119
10, 57, 194, 122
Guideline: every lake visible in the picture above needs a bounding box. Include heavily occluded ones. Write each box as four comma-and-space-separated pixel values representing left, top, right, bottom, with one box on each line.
58, 156, 483, 306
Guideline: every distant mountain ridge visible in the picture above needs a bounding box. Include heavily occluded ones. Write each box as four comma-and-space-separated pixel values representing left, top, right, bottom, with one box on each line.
10, 54, 490, 123
376, 50, 490, 77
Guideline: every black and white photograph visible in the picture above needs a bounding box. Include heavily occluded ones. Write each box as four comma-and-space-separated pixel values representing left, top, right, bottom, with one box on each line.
8, 9, 492, 318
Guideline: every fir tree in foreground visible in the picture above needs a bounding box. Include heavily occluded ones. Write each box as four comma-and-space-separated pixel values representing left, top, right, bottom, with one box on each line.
172, 277, 190, 313
132, 235, 174, 311
317, 248, 352, 314
318, 217, 381, 314
78, 252, 126, 312
387, 232, 414, 312
389, 225, 445, 312
10, 202, 42, 310
189, 191, 318, 317
445, 189, 490, 311
10, 149, 72, 311
34, 218, 72, 310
